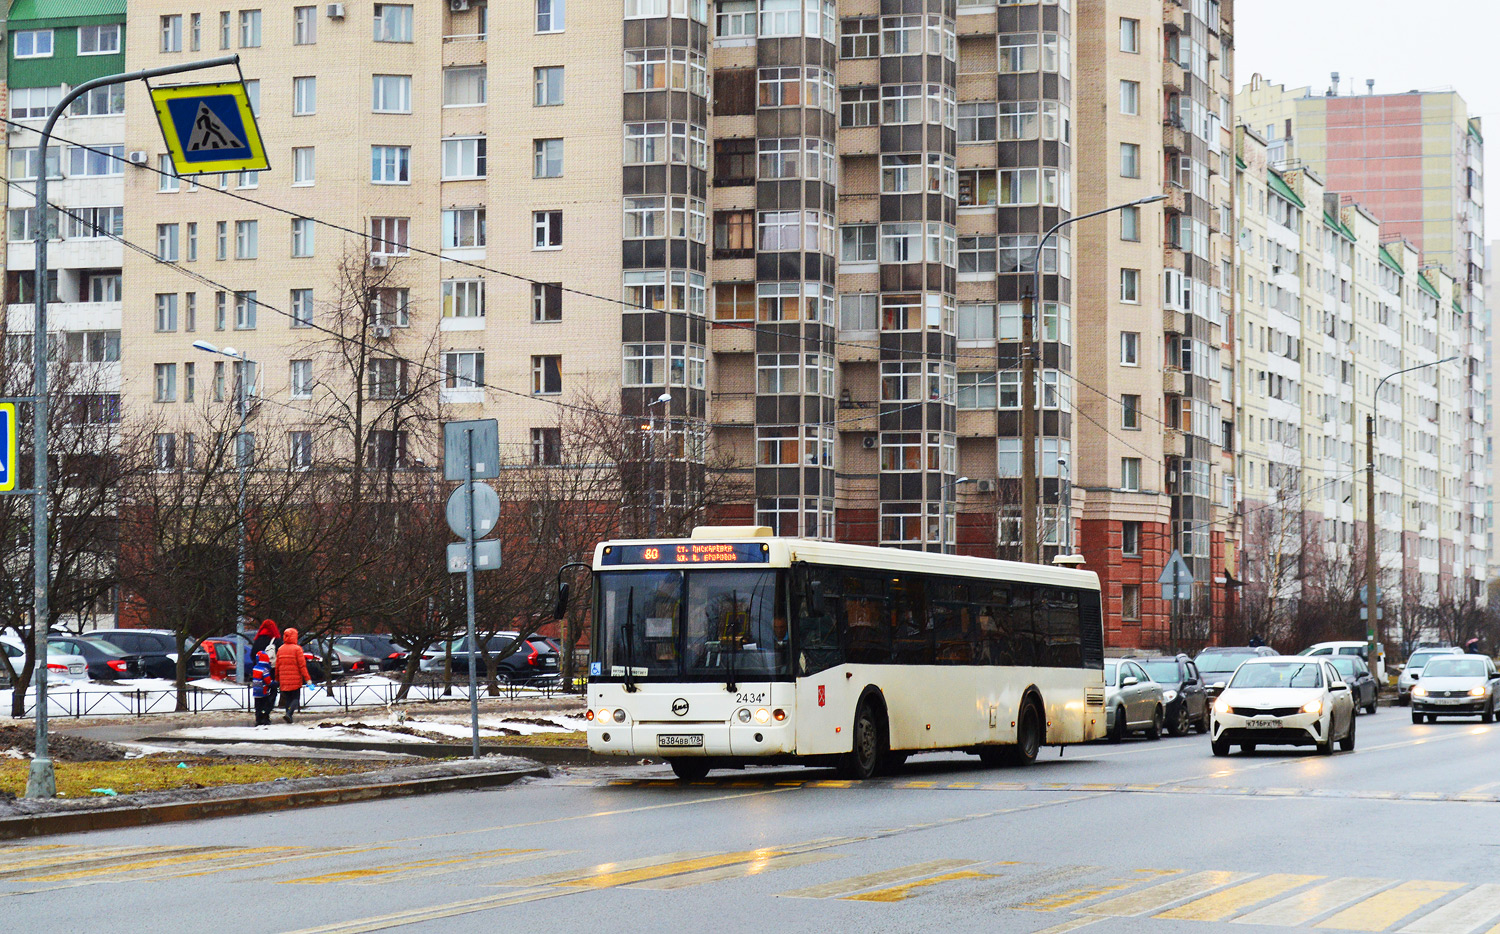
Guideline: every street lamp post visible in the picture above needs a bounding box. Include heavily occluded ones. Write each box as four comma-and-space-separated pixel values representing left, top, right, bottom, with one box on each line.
1056, 457, 1071, 553
939, 477, 973, 554
1365, 356, 1455, 681
193, 340, 258, 685
1021, 194, 1166, 563
643, 392, 670, 536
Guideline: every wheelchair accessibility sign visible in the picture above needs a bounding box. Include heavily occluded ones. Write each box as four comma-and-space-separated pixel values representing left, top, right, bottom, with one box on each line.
150, 81, 269, 175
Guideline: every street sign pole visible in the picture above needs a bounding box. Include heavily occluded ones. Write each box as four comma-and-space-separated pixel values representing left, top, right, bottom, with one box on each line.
22, 54, 239, 800
463, 429, 481, 760
1171, 559, 1181, 651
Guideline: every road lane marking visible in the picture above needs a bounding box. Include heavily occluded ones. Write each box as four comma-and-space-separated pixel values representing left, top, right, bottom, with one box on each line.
283, 848, 541, 885
497, 851, 713, 888
1080, 870, 1250, 916
1021, 882, 1134, 911
779, 859, 977, 899
349, 850, 563, 886
279, 887, 567, 934
1316, 880, 1465, 930
1029, 918, 1105, 934
173, 845, 395, 879
1399, 883, 1500, 933
1155, 873, 1323, 921
0, 845, 213, 878
1232, 878, 1393, 926
18, 846, 290, 882
629, 852, 840, 890
843, 869, 996, 902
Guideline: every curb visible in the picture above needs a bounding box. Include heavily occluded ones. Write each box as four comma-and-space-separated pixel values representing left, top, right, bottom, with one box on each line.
143, 734, 634, 766
0, 765, 547, 841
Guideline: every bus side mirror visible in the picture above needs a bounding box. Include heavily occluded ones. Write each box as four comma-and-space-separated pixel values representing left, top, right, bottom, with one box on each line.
807, 580, 826, 616
554, 582, 571, 620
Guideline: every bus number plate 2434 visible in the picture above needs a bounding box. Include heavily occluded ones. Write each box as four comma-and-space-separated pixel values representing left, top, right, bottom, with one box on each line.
658, 734, 704, 747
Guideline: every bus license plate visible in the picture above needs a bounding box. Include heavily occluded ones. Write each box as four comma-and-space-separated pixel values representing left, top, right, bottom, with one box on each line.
658, 734, 703, 748
1246, 718, 1281, 729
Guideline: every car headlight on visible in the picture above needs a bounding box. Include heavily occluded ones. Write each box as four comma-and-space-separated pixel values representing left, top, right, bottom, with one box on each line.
1213, 697, 1230, 715
1302, 699, 1323, 715
1468, 686, 1488, 697
1412, 686, 1428, 698
1162, 690, 1178, 703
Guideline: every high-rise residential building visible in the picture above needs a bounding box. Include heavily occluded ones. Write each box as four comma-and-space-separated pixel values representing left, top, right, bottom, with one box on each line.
1234, 126, 1483, 647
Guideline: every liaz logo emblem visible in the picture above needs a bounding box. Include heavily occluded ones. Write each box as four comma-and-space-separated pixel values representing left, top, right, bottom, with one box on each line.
671, 698, 690, 717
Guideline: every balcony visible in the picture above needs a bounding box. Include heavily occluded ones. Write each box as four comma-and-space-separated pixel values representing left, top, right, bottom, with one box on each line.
1163, 62, 1184, 93
1162, 120, 1187, 154
1164, 367, 1186, 396
1164, 183, 1187, 215
1163, 0, 1184, 32
1164, 428, 1186, 458
1163, 309, 1185, 336
1163, 246, 1186, 274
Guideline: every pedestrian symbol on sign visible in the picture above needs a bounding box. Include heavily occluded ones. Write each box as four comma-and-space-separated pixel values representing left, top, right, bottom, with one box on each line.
187, 102, 244, 151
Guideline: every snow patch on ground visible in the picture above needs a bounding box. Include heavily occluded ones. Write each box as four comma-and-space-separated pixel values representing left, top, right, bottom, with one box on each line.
171, 723, 438, 744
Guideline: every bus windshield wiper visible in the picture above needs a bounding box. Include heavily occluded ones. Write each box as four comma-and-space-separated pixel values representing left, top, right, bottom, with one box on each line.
725, 588, 738, 692
622, 587, 638, 693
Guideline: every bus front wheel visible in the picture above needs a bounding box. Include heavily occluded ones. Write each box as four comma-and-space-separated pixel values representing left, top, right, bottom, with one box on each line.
669, 758, 711, 781
837, 699, 885, 781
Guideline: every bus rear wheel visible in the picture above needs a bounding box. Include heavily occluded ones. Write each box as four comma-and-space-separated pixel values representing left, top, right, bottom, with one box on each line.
668, 759, 711, 781
836, 699, 885, 781
1005, 699, 1043, 766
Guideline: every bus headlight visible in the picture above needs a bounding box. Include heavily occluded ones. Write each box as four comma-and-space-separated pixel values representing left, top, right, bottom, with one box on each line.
754, 708, 770, 724
773, 708, 787, 721
736, 708, 752, 723
596, 708, 611, 723
613, 708, 628, 722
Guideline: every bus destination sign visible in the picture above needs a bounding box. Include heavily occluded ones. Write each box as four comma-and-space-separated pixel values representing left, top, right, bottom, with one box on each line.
602, 542, 770, 565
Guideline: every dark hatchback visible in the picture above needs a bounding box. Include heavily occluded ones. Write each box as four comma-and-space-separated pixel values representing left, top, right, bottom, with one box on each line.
335, 634, 410, 672
90, 629, 178, 680
1195, 646, 1279, 697
1134, 654, 1210, 735
47, 635, 142, 681
444, 633, 560, 683
1328, 655, 1380, 714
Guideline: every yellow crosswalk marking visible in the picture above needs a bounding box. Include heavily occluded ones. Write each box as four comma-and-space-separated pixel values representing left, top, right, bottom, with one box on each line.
779, 859, 977, 899
1233, 878, 1392, 927
284, 848, 540, 885
173, 846, 393, 879
20, 847, 290, 882
1030, 918, 1103, 934
1023, 882, 1134, 911
1156, 874, 1323, 921
279, 887, 566, 934
554, 848, 804, 889
1400, 883, 1500, 933
1081, 870, 1250, 916
498, 852, 712, 888
628, 851, 840, 890
844, 869, 995, 903
1316, 880, 1464, 930
0, 845, 211, 878
350, 850, 560, 886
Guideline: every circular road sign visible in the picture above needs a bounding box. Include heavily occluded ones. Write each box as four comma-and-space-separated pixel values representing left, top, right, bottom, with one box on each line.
446, 481, 500, 539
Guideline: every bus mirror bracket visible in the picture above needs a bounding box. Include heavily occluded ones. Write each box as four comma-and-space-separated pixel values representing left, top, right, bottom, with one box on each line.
553, 562, 593, 620
793, 561, 825, 615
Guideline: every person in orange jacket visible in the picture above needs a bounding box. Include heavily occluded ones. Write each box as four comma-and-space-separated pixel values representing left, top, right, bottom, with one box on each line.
275, 627, 311, 723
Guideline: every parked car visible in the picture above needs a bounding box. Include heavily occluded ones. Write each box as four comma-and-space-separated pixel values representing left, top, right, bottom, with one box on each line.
425, 633, 561, 684
330, 643, 379, 676
46, 635, 142, 681
335, 634, 409, 672
1299, 641, 1387, 684
90, 629, 178, 680
1195, 646, 1279, 696
189, 638, 239, 681
0, 637, 88, 685
1103, 658, 1165, 741
1397, 646, 1464, 705
302, 647, 345, 683
1134, 654, 1210, 735
1211, 656, 1356, 756
1327, 655, 1379, 714
1410, 655, 1500, 723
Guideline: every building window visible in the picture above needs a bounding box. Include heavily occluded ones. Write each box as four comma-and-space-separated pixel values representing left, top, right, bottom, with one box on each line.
442, 208, 486, 249
442, 137, 487, 179
215, 221, 228, 259
156, 224, 179, 261
533, 138, 563, 178
443, 351, 485, 389
370, 146, 411, 184
14, 29, 52, 59
154, 363, 177, 402
364, 430, 409, 470
1120, 80, 1139, 115
291, 289, 313, 328
80, 25, 121, 54
537, 0, 565, 32
957, 372, 997, 409
292, 147, 315, 186
288, 431, 312, 469
184, 222, 198, 261
70, 85, 126, 116
714, 211, 755, 258
959, 236, 996, 274
1120, 17, 1139, 53
714, 138, 754, 184
63, 331, 121, 363
155, 294, 178, 332
372, 75, 412, 113
291, 218, 314, 257
1120, 331, 1139, 365
444, 66, 487, 107
238, 10, 261, 47
373, 4, 414, 41
234, 220, 259, 259
160, 16, 183, 53
1120, 142, 1140, 178
235, 291, 258, 329
534, 66, 563, 106
1121, 584, 1141, 621
1121, 458, 1141, 492
839, 224, 876, 264
1122, 521, 1141, 557
840, 86, 878, 128
1120, 205, 1139, 242
716, 283, 757, 323
154, 433, 177, 470
1120, 269, 1140, 304
1122, 394, 1141, 429
531, 428, 562, 466
532, 282, 562, 322
532, 355, 562, 395
717, 0, 756, 38
293, 6, 317, 44
367, 358, 407, 399
189, 12, 202, 50
533, 210, 562, 249
840, 17, 877, 58
369, 216, 410, 255
441, 279, 485, 318
293, 76, 317, 115
289, 359, 313, 399
219, 11, 232, 48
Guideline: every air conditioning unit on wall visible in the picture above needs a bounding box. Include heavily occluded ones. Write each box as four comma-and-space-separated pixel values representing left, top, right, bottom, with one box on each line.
326, 3, 345, 19
369, 254, 388, 268
975, 479, 997, 493
449, 0, 471, 10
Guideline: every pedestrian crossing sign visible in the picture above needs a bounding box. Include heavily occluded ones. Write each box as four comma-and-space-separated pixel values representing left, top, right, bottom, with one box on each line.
0, 403, 15, 492
150, 81, 269, 175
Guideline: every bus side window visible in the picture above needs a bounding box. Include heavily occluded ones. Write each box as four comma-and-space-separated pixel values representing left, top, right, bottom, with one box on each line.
1042, 588, 1082, 668
932, 581, 973, 665
889, 575, 930, 665
842, 573, 891, 664
796, 568, 844, 675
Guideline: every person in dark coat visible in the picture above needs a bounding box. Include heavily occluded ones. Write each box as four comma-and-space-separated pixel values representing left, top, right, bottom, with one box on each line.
251, 619, 281, 710
251, 651, 276, 725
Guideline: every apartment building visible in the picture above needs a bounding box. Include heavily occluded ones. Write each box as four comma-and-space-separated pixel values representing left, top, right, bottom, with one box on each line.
5, 0, 127, 629
1235, 127, 1484, 644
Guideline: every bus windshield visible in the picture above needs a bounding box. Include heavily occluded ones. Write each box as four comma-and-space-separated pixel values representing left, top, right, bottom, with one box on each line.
596, 569, 789, 681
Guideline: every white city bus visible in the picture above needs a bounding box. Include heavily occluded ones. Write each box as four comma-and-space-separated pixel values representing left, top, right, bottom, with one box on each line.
582, 526, 1106, 780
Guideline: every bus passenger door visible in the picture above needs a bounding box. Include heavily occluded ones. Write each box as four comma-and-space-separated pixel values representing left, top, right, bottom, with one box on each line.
792, 573, 852, 756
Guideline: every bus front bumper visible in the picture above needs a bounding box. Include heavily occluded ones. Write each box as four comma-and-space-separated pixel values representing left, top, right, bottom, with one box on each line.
589, 719, 794, 757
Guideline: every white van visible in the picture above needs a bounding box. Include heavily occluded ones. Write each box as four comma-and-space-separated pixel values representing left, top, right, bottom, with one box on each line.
1299, 641, 1386, 683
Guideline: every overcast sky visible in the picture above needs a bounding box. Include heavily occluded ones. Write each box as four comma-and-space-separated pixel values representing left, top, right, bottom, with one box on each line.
1234, 1, 1494, 245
